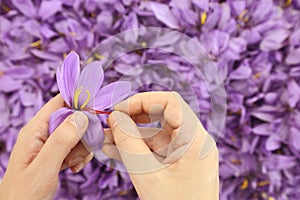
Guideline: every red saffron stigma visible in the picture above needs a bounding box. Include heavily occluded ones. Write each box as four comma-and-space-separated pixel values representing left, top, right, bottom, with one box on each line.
86, 108, 112, 115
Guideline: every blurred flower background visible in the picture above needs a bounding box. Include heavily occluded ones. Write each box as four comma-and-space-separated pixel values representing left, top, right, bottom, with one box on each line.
0, 0, 300, 199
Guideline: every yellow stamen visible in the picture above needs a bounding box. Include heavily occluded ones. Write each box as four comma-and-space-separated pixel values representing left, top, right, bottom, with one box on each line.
231, 158, 242, 165
63, 53, 68, 59
141, 41, 147, 48
30, 40, 42, 48
86, 57, 94, 64
2, 5, 11, 12
94, 52, 106, 60
73, 87, 82, 109
70, 32, 77, 37
240, 179, 249, 190
254, 72, 261, 79
91, 12, 96, 18
258, 180, 270, 187
285, 0, 292, 6
268, 197, 275, 200
230, 136, 236, 142
261, 192, 268, 198
80, 90, 91, 110
0, 71, 4, 76
118, 190, 128, 196
201, 12, 207, 25
238, 10, 248, 22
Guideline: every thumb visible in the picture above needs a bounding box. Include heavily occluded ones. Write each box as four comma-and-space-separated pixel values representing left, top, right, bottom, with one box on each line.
108, 111, 162, 173
33, 111, 89, 172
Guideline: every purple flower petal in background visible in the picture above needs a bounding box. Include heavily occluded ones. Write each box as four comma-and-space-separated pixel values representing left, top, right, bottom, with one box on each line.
38, 0, 62, 21
11, 0, 36, 17
151, 2, 180, 29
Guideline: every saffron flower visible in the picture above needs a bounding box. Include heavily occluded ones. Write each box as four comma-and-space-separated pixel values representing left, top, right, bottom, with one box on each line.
49, 52, 131, 150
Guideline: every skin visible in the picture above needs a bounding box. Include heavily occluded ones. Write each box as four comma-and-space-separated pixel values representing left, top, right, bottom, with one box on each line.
0, 95, 92, 200
0, 92, 219, 200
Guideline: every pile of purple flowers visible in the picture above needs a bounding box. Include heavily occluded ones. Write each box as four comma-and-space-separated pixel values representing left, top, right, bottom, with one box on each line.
1, 0, 300, 199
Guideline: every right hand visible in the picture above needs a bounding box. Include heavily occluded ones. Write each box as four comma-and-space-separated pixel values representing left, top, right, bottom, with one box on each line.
102, 92, 219, 200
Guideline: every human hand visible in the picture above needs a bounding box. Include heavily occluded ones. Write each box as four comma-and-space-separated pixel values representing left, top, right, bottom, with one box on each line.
0, 95, 92, 200
103, 92, 219, 200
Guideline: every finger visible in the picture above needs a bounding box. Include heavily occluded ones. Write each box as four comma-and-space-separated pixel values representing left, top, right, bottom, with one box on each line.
70, 152, 93, 173
62, 142, 91, 169
29, 94, 65, 127
108, 111, 162, 173
102, 143, 122, 161
12, 95, 65, 167
114, 91, 183, 129
108, 111, 152, 154
32, 112, 89, 173
104, 127, 166, 147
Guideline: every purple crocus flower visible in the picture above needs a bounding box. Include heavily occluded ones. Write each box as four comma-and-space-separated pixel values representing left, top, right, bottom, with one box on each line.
49, 52, 131, 150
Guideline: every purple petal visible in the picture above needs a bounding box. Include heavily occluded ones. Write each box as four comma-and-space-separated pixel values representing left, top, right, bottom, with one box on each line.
49, 108, 73, 134
285, 47, 300, 65
93, 81, 131, 110
264, 155, 297, 171
260, 28, 290, 51
0, 76, 23, 92
75, 61, 104, 107
12, 0, 36, 17
38, 0, 62, 20
40, 25, 57, 39
265, 135, 281, 151
5, 67, 34, 79
57, 52, 80, 106
229, 62, 252, 80
252, 124, 272, 136
289, 127, 300, 151
287, 79, 300, 108
81, 112, 104, 150
151, 2, 180, 29
192, 0, 209, 11
48, 38, 70, 53
30, 49, 60, 61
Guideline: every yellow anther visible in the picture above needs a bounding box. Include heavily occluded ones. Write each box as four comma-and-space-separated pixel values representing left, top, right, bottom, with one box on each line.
201, 12, 207, 25
86, 57, 94, 64
94, 52, 106, 60
80, 90, 91, 110
63, 53, 68, 59
231, 158, 242, 165
70, 32, 77, 37
240, 179, 248, 190
258, 180, 270, 187
2, 5, 10, 12
91, 12, 96, 18
254, 72, 261, 79
268, 197, 275, 200
0, 71, 4, 76
285, 0, 292, 6
238, 10, 248, 22
30, 40, 42, 48
261, 192, 268, 198
73, 87, 82, 109
141, 41, 147, 48
118, 190, 128, 196
73, 87, 91, 110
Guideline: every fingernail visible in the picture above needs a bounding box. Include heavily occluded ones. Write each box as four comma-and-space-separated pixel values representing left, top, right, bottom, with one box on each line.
73, 111, 88, 138
69, 156, 83, 167
72, 162, 84, 173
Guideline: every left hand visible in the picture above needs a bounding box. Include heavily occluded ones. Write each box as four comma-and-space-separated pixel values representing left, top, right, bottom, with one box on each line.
0, 95, 92, 200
